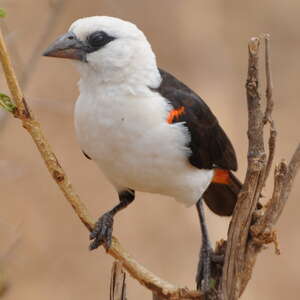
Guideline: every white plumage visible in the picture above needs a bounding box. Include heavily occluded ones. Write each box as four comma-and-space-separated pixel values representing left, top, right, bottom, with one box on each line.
71, 16, 213, 206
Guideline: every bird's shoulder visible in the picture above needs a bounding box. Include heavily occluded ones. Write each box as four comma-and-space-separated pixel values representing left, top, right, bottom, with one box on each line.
152, 68, 238, 171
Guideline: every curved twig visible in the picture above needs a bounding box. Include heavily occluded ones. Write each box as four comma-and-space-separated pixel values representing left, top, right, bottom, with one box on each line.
20, 0, 67, 89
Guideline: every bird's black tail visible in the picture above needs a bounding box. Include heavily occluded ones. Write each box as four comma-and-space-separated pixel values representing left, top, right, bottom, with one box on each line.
203, 171, 241, 216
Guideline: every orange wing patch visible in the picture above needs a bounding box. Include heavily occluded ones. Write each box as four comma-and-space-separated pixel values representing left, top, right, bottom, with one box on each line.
212, 169, 230, 184
167, 106, 185, 124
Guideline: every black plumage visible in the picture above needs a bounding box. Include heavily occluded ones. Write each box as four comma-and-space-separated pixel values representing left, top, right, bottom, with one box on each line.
154, 68, 237, 171
152, 69, 241, 217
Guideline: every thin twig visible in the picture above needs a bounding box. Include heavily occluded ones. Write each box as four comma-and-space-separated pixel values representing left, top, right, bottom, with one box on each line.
273, 143, 300, 224
239, 143, 300, 294
1, 21, 24, 79
262, 35, 277, 186
20, 0, 67, 89
0, 24, 203, 300
263, 121, 276, 187
251, 161, 288, 236
263, 34, 274, 124
0, 1, 66, 131
0, 265, 8, 298
0, 29, 24, 112
110, 261, 127, 300
237, 161, 287, 294
1, 1, 66, 91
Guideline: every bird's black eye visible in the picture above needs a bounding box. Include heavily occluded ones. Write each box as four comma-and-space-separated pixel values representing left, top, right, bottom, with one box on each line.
86, 31, 115, 52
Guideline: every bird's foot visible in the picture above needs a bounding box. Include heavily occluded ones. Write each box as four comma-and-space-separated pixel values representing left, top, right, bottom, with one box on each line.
196, 248, 223, 292
196, 246, 212, 292
89, 212, 114, 251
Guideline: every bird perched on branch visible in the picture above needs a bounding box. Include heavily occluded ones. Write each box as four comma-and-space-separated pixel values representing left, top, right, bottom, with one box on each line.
43, 16, 241, 292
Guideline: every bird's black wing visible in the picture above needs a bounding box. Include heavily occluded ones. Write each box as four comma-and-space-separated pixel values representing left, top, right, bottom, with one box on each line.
153, 68, 237, 171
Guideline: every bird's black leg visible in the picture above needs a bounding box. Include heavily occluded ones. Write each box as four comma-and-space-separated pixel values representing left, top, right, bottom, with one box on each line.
196, 198, 213, 292
89, 189, 135, 251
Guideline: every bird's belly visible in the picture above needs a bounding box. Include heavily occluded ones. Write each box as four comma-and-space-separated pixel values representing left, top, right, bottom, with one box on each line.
99, 139, 187, 194
78, 115, 189, 192
75, 92, 213, 206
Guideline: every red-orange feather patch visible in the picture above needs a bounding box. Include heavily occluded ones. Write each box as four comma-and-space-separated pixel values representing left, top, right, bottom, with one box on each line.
167, 106, 185, 124
212, 169, 230, 184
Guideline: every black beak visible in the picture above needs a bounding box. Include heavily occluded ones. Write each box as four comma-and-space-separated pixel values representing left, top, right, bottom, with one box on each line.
43, 32, 87, 62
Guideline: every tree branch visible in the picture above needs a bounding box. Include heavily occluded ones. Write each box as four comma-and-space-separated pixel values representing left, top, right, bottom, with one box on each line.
220, 37, 266, 300
219, 35, 300, 300
252, 143, 300, 234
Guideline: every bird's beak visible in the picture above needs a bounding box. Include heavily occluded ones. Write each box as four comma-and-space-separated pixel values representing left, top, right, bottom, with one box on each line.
43, 32, 87, 62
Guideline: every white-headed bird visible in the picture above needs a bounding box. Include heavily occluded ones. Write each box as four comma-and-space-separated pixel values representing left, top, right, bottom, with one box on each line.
43, 16, 241, 292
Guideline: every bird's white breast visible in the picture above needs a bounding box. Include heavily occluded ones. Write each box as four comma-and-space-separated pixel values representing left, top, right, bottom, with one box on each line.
75, 81, 213, 206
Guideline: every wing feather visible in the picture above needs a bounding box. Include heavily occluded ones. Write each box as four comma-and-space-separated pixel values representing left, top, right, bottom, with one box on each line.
154, 69, 237, 171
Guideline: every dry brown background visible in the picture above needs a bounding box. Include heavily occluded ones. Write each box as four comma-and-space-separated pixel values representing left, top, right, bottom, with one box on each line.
0, 0, 299, 299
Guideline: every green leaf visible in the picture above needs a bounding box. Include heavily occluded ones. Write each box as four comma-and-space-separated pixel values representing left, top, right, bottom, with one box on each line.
0, 93, 16, 113
0, 9, 6, 18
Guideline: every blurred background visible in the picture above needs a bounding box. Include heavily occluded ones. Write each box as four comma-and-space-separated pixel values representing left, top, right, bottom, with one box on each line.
0, 0, 299, 299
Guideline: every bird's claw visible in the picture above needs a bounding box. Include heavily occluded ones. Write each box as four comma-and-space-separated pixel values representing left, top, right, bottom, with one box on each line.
89, 212, 114, 251
196, 247, 212, 292
210, 252, 224, 264
196, 248, 224, 292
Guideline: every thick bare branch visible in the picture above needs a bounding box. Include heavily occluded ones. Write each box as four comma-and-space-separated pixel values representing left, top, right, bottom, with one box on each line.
220, 35, 300, 299
220, 37, 266, 300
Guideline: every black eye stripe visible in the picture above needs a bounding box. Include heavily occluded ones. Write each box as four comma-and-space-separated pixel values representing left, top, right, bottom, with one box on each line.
86, 31, 115, 53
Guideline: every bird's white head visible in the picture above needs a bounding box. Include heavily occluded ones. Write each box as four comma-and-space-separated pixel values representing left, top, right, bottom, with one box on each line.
44, 16, 160, 86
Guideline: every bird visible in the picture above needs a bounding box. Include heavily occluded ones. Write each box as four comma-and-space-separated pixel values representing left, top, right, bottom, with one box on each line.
43, 16, 241, 292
